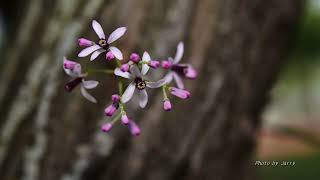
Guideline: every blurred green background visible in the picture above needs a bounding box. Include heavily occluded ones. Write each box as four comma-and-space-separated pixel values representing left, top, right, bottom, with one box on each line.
259, 0, 320, 178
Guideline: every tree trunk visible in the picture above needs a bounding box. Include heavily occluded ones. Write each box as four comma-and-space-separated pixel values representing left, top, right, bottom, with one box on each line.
0, 0, 303, 180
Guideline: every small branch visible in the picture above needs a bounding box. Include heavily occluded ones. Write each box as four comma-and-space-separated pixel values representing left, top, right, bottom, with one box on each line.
162, 85, 168, 100
87, 69, 114, 74
118, 81, 123, 96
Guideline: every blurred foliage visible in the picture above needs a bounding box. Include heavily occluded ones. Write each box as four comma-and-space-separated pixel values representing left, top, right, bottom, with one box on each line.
258, 153, 320, 179
292, 0, 320, 59
286, 1, 319, 60
261, 1, 320, 178
272, 0, 320, 93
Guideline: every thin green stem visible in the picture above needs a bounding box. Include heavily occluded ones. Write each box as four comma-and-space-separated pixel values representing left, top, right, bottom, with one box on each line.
118, 81, 123, 95
119, 103, 126, 114
87, 69, 114, 74
116, 60, 122, 67
162, 85, 168, 100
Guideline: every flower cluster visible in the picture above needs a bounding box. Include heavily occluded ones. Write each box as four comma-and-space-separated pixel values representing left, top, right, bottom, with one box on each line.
63, 20, 197, 136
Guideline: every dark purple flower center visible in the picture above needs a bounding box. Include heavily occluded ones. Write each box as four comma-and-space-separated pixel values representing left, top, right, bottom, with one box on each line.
112, 102, 120, 109
64, 77, 83, 92
171, 64, 188, 76
134, 77, 146, 90
98, 39, 110, 50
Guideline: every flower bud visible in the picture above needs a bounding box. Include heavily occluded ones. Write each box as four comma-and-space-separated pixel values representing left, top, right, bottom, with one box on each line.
128, 121, 140, 136
149, 60, 160, 69
170, 87, 191, 99
106, 51, 115, 61
101, 123, 113, 133
161, 60, 172, 69
120, 63, 130, 72
111, 94, 120, 103
163, 99, 172, 111
64, 78, 83, 92
104, 105, 117, 116
130, 53, 140, 63
63, 59, 77, 70
78, 38, 93, 47
121, 114, 130, 125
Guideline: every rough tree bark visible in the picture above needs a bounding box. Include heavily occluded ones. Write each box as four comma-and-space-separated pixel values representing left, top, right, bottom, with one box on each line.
0, 0, 303, 180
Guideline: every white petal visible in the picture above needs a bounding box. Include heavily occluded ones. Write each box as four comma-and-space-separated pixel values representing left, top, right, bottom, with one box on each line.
90, 49, 106, 61
64, 69, 75, 77
146, 79, 166, 88
114, 68, 131, 79
121, 82, 136, 103
142, 51, 151, 62
174, 42, 184, 63
168, 57, 174, 63
73, 64, 82, 75
92, 20, 105, 39
107, 27, 127, 44
109, 46, 123, 60
130, 65, 141, 77
78, 45, 102, 57
173, 72, 184, 89
163, 72, 173, 84
82, 80, 99, 89
141, 64, 150, 76
138, 90, 148, 108
80, 86, 97, 103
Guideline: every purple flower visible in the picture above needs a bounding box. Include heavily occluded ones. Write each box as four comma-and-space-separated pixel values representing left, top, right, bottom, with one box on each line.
120, 63, 130, 72
161, 60, 172, 69
78, 38, 93, 47
170, 87, 190, 99
128, 121, 140, 136
106, 51, 115, 61
63, 57, 99, 103
163, 99, 172, 111
121, 114, 130, 125
101, 123, 113, 133
111, 94, 120, 102
78, 20, 126, 61
130, 53, 140, 63
162, 42, 197, 89
149, 60, 160, 69
104, 105, 117, 116
104, 94, 121, 117
63, 59, 77, 69
184, 66, 197, 79
114, 65, 165, 108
